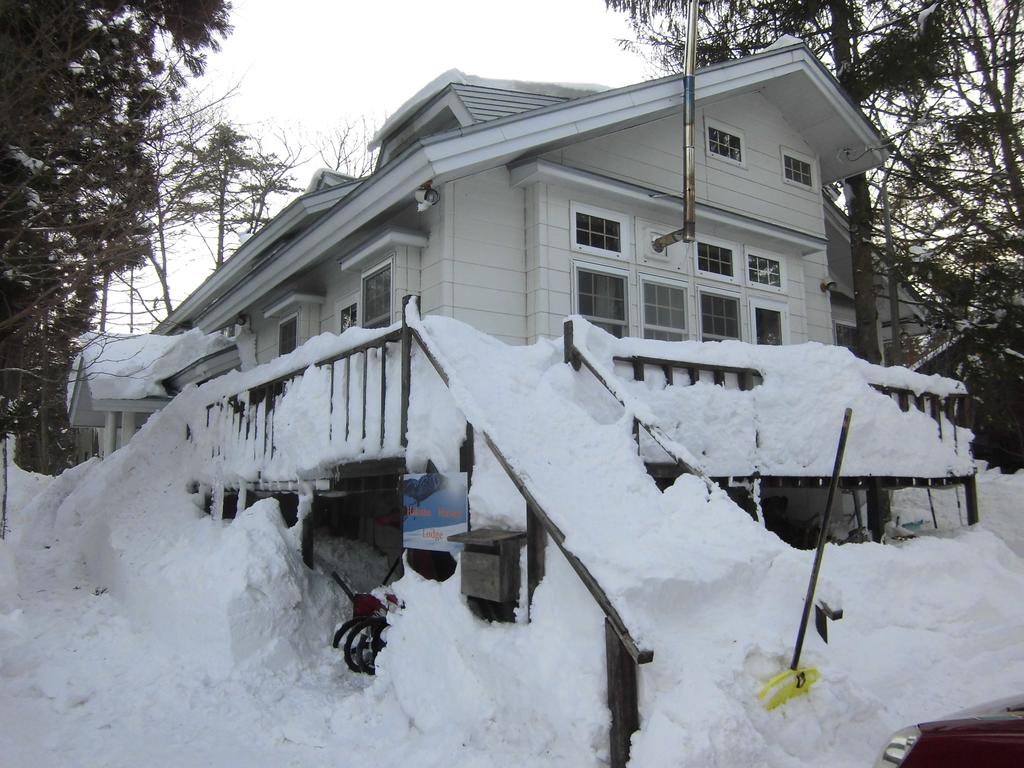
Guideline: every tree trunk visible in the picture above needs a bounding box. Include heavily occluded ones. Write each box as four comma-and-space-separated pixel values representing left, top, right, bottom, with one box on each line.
846, 173, 881, 363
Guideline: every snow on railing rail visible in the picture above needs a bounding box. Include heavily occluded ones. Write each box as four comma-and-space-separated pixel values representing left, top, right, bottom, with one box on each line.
189, 327, 403, 484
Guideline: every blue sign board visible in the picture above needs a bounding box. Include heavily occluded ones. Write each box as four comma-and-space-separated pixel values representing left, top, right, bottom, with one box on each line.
402, 472, 469, 553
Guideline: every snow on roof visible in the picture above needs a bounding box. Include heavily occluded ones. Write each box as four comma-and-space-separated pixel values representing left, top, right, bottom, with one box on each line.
368, 69, 609, 150
72, 329, 234, 402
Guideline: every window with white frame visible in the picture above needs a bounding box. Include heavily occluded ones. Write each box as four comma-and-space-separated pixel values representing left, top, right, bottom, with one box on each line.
699, 290, 741, 341
750, 297, 788, 345
696, 239, 738, 282
570, 202, 629, 259
278, 315, 298, 355
746, 249, 784, 291
707, 120, 743, 164
362, 263, 391, 328
783, 152, 813, 187
642, 278, 687, 341
576, 265, 628, 337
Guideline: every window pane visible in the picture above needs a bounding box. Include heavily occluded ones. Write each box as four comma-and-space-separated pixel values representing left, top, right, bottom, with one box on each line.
755, 307, 783, 345
747, 253, 782, 288
643, 281, 686, 340
578, 268, 627, 337
576, 212, 621, 253
708, 127, 742, 162
784, 155, 812, 186
279, 317, 297, 355
363, 267, 391, 328
700, 293, 740, 341
835, 323, 857, 350
698, 242, 734, 277
340, 303, 357, 332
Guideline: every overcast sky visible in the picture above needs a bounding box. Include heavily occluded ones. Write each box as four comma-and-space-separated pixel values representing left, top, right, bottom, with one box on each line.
198, 0, 654, 183
112, 0, 655, 331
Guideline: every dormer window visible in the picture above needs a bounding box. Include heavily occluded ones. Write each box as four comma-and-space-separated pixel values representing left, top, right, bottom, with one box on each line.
708, 124, 742, 163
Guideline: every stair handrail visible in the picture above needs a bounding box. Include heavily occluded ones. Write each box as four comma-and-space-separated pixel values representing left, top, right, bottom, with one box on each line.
403, 299, 653, 666
563, 317, 714, 489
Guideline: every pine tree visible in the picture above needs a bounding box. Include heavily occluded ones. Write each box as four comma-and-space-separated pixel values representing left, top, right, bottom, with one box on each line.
0, 0, 230, 470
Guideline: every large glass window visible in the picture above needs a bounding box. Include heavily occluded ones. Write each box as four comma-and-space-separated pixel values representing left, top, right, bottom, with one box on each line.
278, 316, 297, 355
697, 242, 735, 279
643, 281, 687, 341
754, 306, 784, 345
362, 265, 391, 328
575, 211, 621, 254
577, 267, 627, 337
747, 252, 783, 289
700, 292, 740, 341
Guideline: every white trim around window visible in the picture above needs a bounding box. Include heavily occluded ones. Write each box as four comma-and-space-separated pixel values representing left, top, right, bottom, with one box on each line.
361, 257, 393, 329
743, 245, 787, 294
640, 274, 690, 341
570, 201, 631, 260
572, 260, 630, 338
694, 234, 741, 285
749, 296, 789, 345
705, 117, 746, 168
697, 286, 743, 342
780, 146, 816, 189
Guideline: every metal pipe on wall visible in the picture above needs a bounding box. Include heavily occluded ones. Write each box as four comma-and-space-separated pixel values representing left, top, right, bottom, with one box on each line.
653, 0, 700, 252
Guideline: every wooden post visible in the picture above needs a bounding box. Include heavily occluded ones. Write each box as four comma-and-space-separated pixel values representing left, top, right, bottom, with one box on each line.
526, 504, 546, 614
964, 475, 980, 526
400, 295, 414, 447
563, 319, 580, 370
460, 423, 475, 489
866, 478, 888, 542
606, 618, 640, 768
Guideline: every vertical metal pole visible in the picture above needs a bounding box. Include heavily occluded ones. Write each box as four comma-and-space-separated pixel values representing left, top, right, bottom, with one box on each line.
400, 295, 414, 448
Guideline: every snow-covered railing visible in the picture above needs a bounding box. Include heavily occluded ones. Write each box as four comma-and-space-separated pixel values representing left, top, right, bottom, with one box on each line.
869, 383, 973, 433
405, 299, 650, 768
191, 327, 404, 485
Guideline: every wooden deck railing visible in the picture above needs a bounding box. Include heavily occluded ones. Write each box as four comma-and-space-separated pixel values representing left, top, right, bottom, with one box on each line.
195, 327, 403, 483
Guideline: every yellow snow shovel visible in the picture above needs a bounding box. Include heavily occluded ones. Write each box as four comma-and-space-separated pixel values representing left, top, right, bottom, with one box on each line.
758, 408, 853, 711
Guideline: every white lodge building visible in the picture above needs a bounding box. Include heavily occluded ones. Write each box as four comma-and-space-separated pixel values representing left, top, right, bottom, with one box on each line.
159, 42, 886, 358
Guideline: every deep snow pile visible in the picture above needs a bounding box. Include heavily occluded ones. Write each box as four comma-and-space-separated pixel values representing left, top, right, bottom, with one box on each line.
575, 319, 972, 478
2, 317, 1023, 768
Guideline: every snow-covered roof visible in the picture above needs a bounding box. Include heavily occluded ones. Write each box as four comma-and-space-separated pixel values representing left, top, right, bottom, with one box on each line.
369, 69, 608, 151
68, 330, 236, 427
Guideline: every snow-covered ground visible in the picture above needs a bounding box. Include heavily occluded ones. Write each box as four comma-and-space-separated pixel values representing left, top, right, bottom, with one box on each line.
2, 318, 1023, 767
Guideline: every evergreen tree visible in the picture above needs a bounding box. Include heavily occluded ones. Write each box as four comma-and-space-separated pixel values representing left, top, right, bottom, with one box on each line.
192, 122, 300, 267
888, 0, 1023, 469
0, 0, 230, 470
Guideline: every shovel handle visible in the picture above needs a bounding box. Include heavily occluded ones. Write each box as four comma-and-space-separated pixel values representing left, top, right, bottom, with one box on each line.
790, 408, 853, 671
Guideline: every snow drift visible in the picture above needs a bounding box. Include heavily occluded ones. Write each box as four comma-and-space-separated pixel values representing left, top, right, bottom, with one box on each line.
2, 317, 1023, 768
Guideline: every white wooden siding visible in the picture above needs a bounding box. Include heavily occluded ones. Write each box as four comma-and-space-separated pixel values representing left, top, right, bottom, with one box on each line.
548, 92, 826, 238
